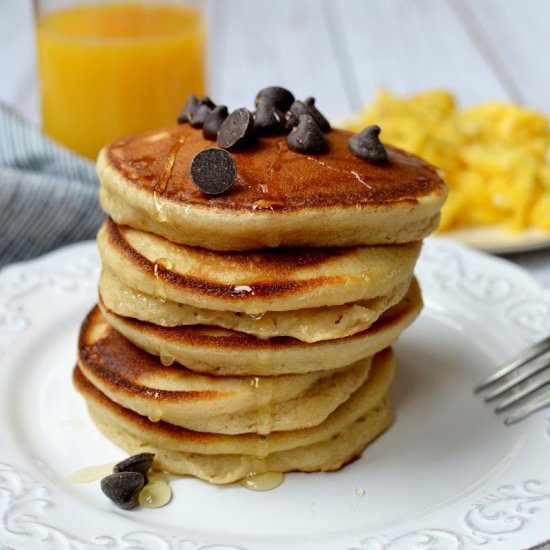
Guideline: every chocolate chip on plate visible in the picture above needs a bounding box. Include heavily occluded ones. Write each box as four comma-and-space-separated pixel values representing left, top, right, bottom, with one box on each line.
203, 105, 228, 141
177, 94, 200, 123
349, 125, 388, 164
101, 472, 145, 510
190, 147, 237, 194
217, 108, 255, 150
287, 114, 327, 154
113, 453, 155, 483
255, 86, 295, 112
254, 98, 286, 135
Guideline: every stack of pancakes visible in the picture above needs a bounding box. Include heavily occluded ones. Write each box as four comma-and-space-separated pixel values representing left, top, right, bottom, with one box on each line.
73, 123, 446, 484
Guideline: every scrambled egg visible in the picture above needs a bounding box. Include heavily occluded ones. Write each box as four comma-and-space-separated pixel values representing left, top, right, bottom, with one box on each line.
345, 90, 550, 232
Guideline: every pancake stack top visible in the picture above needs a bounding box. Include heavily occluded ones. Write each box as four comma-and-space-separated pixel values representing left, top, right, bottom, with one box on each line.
74, 87, 447, 486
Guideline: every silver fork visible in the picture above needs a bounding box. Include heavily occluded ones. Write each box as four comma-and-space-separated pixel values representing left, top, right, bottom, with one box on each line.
475, 335, 550, 425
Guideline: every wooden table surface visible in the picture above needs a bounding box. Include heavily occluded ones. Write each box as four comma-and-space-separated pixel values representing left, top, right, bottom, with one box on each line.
1, 0, 550, 285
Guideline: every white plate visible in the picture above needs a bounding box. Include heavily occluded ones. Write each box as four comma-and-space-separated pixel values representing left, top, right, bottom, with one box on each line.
1, 239, 550, 550
441, 224, 550, 254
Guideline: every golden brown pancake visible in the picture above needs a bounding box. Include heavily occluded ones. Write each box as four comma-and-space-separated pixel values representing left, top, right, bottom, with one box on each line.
98, 277, 422, 375
98, 125, 447, 250
77, 306, 373, 434
97, 218, 421, 314
99, 266, 411, 342
73, 348, 394, 484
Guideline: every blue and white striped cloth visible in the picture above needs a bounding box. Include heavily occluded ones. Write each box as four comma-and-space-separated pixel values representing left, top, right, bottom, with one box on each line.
0, 103, 105, 268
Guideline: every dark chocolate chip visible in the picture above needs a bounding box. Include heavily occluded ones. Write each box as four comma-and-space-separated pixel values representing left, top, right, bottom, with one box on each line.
303, 97, 331, 131
254, 99, 286, 135
217, 108, 255, 150
255, 86, 295, 111
190, 103, 214, 128
190, 147, 237, 194
287, 114, 327, 154
285, 100, 331, 132
284, 100, 311, 131
177, 94, 200, 123
113, 453, 155, 483
203, 105, 228, 141
349, 125, 388, 164
101, 472, 145, 510
198, 96, 216, 109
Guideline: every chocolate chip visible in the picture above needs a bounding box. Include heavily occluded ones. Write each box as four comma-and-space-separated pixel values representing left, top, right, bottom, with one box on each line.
101, 472, 145, 510
198, 96, 216, 110
284, 100, 310, 131
287, 114, 327, 154
217, 108, 255, 150
190, 147, 237, 194
255, 86, 295, 111
303, 97, 331, 131
254, 99, 286, 135
177, 94, 200, 123
113, 453, 155, 483
189, 103, 213, 128
349, 125, 388, 164
285, 99, 330, 133
203, 105, 228, 140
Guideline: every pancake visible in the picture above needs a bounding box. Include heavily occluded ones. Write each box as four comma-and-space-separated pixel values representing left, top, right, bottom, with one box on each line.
77, 307, 373, 434
98, 277, 422, 375
73, 349, 394, 484
98, 125, 447, 251
97, 218, 421, 314
99, 267, 412, 342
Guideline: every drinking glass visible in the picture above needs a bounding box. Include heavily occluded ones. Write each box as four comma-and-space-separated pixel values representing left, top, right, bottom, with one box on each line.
34, 0, 206, 159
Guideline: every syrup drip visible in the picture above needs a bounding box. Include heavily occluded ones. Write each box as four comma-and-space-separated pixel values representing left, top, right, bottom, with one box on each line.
153, 135, 186, 222
139, 472, 172, 508
68, 461, 118, 484
246, 312, 265, 320
160, 353, 175, 366
147, 407, 163, 422
266, 141, 286, 185
153, 257, 173, 302
239, 471, 284, 491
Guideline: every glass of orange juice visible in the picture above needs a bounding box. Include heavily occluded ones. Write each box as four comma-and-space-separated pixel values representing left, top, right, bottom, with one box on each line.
35, 0, 206, 159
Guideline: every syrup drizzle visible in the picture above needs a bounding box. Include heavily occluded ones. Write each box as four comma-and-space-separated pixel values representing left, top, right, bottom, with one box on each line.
153, 257, 173, 302
68, 461, 118, 484
239, 471, 284, 491
153, 135, 186, 222
139, 472, 172, 508
306, 157, 373, 189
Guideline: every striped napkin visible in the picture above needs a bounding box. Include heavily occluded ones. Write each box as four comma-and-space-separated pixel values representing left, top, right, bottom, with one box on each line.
0, 103, 105, 268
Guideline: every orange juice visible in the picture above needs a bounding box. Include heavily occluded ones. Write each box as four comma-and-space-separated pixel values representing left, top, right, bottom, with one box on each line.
36, 2, 206, 159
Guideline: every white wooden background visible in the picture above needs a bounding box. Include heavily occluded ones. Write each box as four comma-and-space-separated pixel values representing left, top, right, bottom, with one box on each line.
3, 0, 550, 122
207, 0, 550, 119
1, 0, 550, 285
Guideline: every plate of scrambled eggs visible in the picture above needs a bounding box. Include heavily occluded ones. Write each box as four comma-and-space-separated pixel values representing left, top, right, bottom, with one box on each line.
345, 90, 550, 254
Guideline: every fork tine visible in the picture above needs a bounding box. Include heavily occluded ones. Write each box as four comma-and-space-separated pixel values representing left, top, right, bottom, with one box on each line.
483, 355, 550, 401
474, 335, 550, 393
493, 371, 550, 412
504, 389, 550, 425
